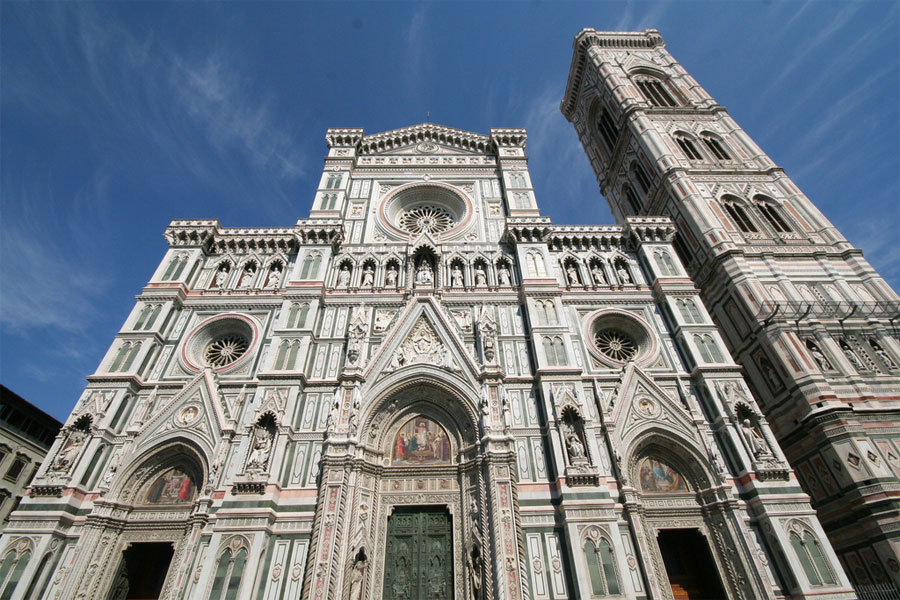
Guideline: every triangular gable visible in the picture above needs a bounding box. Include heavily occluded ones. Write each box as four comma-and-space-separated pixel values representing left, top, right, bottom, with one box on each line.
375, 142, 481, 156
365, 297, 480, 385
610, 364, 696, 449
133, 369, 232, 456
358, 123, 493, 156
619, 54, 665, 76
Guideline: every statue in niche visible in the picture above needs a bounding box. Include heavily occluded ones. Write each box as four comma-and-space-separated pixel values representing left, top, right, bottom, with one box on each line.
564, 423, 587, 462
498, 264, 512, 286
808, 341, 832, 371
213, 265, 229, 288
264, 264, 282, 289
616, 263, 631, 284
438, 346, 459, 372
415, 259, 434, 285
871, 340, 897, 369
238, 265, 255, 288
566, 264, 580, 285
741, 417, 770, 458
346, 313, 368, 366
347, 548, 368, 600
466, 544, 483, 600
337, 265, 351, 287
480, 321, 497, 363
469, 498, 480, 532
705, 433, 728, 477
451, 264, 464, 287
101, 448, 123, 488
389, 349, 405, 370
361, 265, 375, 287
480, 386, 490, 416
719, 381, 747, 405
346, 335, 362, 365
327, 395, 341, 429
247, 422, 275, 471
500, 387, 512, 430
52, 427, 88, 473
385, 264, 398, 287
591, 264, 605, 285
758, 355, 780, 389
474, 264, 487, 286
841, 342, 864, 370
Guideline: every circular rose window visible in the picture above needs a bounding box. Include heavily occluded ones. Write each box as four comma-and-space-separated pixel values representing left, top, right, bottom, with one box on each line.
182, 314, 257, 372
379, 183, 471, 238
203, 334, 249, 367
593, 329, 638, 362
399, 205, 455, 234
584, 310, 658, 366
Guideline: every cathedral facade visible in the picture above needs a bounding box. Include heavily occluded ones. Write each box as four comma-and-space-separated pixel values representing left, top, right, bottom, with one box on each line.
1, 29, 888, 600
1, 120, 857, 600
561, 29, 900, 590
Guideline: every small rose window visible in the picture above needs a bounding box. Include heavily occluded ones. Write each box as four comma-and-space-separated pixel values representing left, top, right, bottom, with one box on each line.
593, 329, 638, 362
203, 334, 250, 367
585, 310, 657, 366
182, 315, 257, 372
399, 205, 455, 234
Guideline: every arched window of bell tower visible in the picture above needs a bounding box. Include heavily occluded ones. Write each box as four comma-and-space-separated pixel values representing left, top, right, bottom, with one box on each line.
721, 195, 758, 233
700, 132, 732, 160
674, 132, 703, 161
589, 99, 619, 154
753, 194, 793, 233
631, 71, 680, 108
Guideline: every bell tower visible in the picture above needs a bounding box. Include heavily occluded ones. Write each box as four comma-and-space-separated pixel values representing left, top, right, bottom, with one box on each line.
562, 28, 900, 586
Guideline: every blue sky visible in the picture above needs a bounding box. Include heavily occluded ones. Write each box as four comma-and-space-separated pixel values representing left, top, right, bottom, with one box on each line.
2, 1, 898, 421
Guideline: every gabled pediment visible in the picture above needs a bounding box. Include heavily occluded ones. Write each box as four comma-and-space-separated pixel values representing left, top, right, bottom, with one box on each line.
610, 364, 696, 448
365, 297, 480, 386
376, 142, 480, 156
359, 123, 493, 156
619, 54, 665, 76
133, 369, 231, 457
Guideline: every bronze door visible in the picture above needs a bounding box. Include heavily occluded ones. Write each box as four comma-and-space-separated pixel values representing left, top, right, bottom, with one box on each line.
383, 507, 453, 600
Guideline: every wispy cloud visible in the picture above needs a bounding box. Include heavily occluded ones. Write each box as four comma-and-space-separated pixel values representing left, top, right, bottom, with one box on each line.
613, 0, 671, 32
404, 6, 428, 109
523, 84, 614, 226
5, 4, 306, 216
0, 179, 111, 335
754, 3, 862, 110
759, 9, 897, 144
783, 62, 894, 180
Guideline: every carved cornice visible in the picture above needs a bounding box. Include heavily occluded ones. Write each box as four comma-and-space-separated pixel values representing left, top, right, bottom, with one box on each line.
295, 219, 344, 246
325, 128, 364, 148
166, 219, 342, 253
561, 28, 665, 119
547, 225, 629, 252
358, 123, 493, 155
490, 128, 528, 148
505, 218, 553, 243
164, 220, 219, 249
624, 217, 677, 243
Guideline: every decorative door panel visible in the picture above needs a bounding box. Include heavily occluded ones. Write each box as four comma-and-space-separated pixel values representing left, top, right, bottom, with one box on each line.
384, 507, 452, 600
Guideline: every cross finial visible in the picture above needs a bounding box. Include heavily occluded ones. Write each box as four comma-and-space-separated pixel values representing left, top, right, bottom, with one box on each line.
426, 111, 431, 122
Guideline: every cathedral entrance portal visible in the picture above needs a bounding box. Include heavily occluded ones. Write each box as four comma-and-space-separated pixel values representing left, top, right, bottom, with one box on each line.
106, 542, 175, 600
383, 506, 453, 600
657, 529, 727, 600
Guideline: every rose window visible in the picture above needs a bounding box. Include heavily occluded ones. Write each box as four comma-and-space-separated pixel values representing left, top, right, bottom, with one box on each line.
593, 329, 637, 362
203, 334, 249, 367
398, 205, 455, 234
